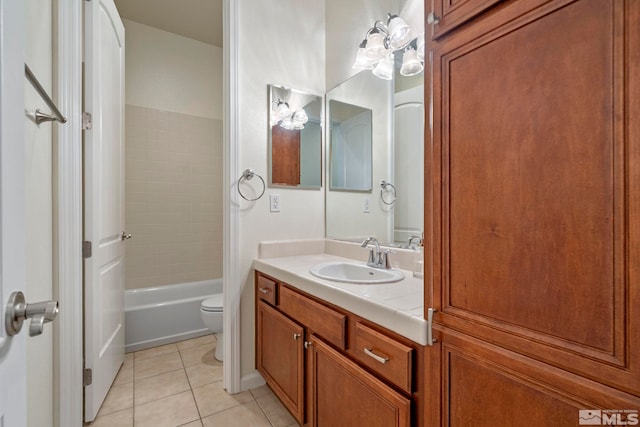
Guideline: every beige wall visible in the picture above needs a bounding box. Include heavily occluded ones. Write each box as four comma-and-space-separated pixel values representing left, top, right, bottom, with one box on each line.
25, 1, 53, 425
124, 21, 223, 290
237, 0, 326, 378
124, 19, 223, 120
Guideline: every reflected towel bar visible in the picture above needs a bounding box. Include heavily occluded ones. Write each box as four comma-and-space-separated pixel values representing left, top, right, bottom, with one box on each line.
25, 64, 67, 125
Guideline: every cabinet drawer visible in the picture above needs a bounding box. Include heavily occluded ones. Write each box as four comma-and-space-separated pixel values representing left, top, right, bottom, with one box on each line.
353, 322, 413, 393
256, 274, 277, 306
278, 285, 346, 350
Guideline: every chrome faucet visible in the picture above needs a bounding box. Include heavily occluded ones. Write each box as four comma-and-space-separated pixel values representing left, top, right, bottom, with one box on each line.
361, 237, 393, 269
408, 235, 422, 248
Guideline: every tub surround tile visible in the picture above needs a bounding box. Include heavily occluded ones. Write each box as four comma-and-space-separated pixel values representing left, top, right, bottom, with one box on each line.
97, 382, 133, 417
88, 408, 133, 427
201, 401, 271, 427
134, 391, 200, 427
134, 369, 191, 405
193, 380, 254, 418
134, 351, 183, 380
134, 343, 178, 361
186, 363, 223, 388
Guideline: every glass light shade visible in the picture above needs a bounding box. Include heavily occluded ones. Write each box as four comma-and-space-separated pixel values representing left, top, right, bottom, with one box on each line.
372, 53, 394, 80
280, 117, 304, 130
275, 101, 291, 120
364, 32, 388, 63
387, 15, 414, 50
292, 109, 308, 124
400, 48, 424, 76
416, 33, 425, 62
353, 47, 375, 70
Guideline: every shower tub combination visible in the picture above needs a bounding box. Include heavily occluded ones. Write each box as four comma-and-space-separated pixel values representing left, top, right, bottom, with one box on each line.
124, 279, 222, 353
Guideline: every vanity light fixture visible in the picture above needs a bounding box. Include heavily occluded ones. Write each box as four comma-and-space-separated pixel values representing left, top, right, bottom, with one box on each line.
353, 13, 424, 80
272, 101, 309, 130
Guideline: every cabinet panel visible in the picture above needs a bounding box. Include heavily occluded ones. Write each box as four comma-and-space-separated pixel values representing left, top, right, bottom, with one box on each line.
425, 328, 640, 426
308, 336, 411, 427
279, 285, 346, 350
432, 0, 502, 39
431, 0, 640, 393
256, 301, 305, 424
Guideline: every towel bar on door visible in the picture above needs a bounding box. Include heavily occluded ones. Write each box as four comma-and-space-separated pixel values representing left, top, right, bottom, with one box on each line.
24, 64, 67, 125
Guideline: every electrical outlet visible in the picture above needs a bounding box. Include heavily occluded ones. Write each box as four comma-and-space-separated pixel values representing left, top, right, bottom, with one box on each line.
363, 198, 370, 213
270, 194, 281, 212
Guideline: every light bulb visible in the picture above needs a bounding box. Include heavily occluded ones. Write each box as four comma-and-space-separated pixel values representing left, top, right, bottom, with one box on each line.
387, 14, 414, 50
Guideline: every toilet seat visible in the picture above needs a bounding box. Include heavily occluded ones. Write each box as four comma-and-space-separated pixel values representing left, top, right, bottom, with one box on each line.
201, 294, 223, 312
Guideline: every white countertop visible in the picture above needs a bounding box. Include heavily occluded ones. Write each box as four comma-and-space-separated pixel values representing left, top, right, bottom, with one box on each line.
253, 253, 428, 345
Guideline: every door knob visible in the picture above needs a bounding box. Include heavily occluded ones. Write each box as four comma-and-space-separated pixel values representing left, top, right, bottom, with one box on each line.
5, 291, 59, 337
121, 231, 132, 240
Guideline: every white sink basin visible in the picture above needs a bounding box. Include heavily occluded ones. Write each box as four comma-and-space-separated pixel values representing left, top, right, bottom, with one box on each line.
309, 262, 404, 284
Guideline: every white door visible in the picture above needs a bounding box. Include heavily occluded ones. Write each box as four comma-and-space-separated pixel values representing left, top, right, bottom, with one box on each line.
83, 0, 125, 421
393, 85, 424, 243
0, 0, 28, 425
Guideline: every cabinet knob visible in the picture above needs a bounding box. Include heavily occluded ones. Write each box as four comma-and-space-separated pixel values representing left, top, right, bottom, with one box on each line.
427, 12, 440, 24
293, 333, 301, 340
304, 341, 313, 349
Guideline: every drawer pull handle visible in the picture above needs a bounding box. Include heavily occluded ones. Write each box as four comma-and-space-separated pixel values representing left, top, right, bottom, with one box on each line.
364, 347, 389, 364
259, 288, 271, 294
293, 333, 301, 340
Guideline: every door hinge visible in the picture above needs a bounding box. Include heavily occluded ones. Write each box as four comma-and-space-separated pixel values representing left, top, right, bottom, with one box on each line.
427, 308, 437, 346
83, 241, 92, 259
83, 368, 92, 386
82, 112, 93, 130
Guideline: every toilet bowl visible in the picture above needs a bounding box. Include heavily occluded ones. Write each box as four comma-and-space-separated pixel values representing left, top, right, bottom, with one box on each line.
200, 293, 223, 362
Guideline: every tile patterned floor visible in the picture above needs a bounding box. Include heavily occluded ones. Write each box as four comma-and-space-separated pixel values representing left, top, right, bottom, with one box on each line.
87, 334, 300, 427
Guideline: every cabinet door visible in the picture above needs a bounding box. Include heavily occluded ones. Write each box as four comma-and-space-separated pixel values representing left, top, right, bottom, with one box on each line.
256, 301, 305, 424
308, 336, 411, 427
427, 0, 640, 418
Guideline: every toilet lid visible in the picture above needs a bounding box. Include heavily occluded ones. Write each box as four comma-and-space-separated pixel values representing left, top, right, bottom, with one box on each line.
202, 294, 223, 312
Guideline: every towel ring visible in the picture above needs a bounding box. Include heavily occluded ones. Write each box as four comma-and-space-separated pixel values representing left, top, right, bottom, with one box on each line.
380, 180, 396, 206
237, 169, 266, 201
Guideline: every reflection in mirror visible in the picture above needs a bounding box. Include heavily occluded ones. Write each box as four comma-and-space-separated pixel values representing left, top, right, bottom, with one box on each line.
268, 84, 322, 188
324, 66, 424, 248
329, 100, 372, 191
325, 71, 393, 243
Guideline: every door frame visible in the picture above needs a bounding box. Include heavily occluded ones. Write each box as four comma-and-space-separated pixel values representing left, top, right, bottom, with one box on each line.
54, 1, 244, 424
54, 0, 83, 426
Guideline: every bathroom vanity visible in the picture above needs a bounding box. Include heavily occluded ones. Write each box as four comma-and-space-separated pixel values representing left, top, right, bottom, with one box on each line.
254, 249, 427, 427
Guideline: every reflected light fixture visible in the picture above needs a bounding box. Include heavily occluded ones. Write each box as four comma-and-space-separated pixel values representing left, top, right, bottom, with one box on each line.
272, 101, 308, 130
373, 53, 395, 81
400, 47, 424, 77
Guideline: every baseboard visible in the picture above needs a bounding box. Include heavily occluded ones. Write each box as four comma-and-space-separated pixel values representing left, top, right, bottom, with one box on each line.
239, 370, 265, 392
125, 329, 211, 353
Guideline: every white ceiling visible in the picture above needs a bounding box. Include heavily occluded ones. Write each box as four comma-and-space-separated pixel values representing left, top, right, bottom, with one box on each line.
114, 0, 223, 47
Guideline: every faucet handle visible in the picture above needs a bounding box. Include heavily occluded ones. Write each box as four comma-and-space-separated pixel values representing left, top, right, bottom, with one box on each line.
367, 247, 376, 265
382, 249, 395, 269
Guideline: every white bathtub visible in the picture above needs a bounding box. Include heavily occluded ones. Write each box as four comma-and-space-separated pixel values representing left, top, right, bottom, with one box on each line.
125, 279, 222, 352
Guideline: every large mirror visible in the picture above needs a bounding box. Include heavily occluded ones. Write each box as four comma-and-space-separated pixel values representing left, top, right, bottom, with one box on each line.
268, 84, 322, 188
329, 100, 372, 191
325, 68, 424, 247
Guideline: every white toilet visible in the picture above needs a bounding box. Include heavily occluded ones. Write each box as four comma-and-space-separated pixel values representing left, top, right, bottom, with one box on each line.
200, 293, 224, 362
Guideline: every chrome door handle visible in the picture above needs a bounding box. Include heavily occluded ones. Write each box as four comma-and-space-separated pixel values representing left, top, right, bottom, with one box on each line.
5, 291, 59, 337
121, 231, 132, 240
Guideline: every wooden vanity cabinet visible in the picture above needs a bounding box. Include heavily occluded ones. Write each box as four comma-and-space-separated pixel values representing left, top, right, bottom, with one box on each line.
255, 271, 421, 427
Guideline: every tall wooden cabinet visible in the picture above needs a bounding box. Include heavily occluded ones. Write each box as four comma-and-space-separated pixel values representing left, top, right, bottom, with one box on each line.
425, 0, 640, 424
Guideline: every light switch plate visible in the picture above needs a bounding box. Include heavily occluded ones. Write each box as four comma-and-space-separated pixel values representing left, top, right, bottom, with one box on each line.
363, 198, 370, 213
